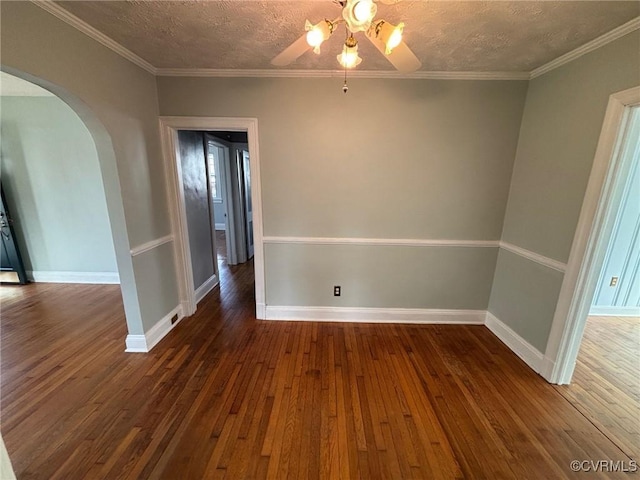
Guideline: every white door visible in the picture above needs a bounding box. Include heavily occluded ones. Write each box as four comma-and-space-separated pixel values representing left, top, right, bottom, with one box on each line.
242, 150, 254, 259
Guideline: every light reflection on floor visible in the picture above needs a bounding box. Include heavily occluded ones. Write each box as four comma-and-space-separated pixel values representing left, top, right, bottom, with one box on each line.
0, 283, 29, 306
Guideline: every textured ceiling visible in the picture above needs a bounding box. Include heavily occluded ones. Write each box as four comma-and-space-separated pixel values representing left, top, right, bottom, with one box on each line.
55, 1, 639, 72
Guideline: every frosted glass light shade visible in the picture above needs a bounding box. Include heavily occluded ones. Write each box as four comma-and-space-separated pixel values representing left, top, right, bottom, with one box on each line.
305, 19, 333, 54
337, 44, 362, 69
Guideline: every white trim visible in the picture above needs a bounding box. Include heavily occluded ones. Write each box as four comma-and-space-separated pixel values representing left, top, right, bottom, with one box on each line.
156, 68, 529, 81
544, 86, 640, 385
256, 302, 266, 320
31, 1, 156, 75
265, 306, 486, 324
485, 312, 544, 374
589, 306, 640, 317
124, 335, 148, 353
27, 271, 120, 284
159, 121, 195, 315
129, 234, 173, 256
159, 116, 266, 319
262, 236, 567, 273
215, 223, 226, 231
125, 304, 184, 352
540, 357, 556, 380
144, 304, 184, 351
195, 274, 219, 304
531, 17, 640, 79
498, 242, 567, 273
263, 236, 499, 248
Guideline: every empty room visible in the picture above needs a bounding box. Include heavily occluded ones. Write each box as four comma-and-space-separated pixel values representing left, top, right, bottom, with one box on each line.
1, 1, 639, 478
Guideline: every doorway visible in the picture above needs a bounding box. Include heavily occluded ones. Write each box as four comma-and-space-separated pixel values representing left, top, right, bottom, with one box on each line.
0, 73, 120, 289
0, 185, 27, 284
175, 129, 256, 307
205, 131, 254, 267
544, 87, 640, 384
159, 117, 265, 319
553, 104, 639, 459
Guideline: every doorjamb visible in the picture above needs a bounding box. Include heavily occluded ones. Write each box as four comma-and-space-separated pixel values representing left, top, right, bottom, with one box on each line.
159, 117, 266, 319
543, 86, 640, 384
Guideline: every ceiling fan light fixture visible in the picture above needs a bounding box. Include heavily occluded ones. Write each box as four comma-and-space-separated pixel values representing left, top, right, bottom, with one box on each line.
337, 40, 362, 69
375, 20, 404, 54
305, 19, 334, 53
342, 0, 377, 32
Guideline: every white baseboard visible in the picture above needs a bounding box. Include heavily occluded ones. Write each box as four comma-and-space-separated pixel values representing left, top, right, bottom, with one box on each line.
256, 302, 266, 320
264, 306, 486, 324
215, 223, 226, 230
27, 270, 120, 284
485, 312, 544, 374
124, 335, 148, 353
195, 274, 219, 304
540, 357, 557, 383
589, 306, 640, 316
125, 304, 184, 353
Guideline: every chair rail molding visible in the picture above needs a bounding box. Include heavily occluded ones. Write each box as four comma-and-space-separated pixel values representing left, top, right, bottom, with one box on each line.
129, 235, 173, 256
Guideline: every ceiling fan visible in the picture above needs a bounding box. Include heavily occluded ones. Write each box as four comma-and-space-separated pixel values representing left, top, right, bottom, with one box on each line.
271, 0, 421, 74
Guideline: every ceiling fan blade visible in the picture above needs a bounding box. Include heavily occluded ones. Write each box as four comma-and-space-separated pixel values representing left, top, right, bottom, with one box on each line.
271, 34, 310, 67
366, 32, 422, 73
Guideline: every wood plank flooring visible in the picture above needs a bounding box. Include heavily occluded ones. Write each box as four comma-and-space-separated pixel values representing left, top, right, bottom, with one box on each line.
555, 315, 639, 461
1, 262, 637, 479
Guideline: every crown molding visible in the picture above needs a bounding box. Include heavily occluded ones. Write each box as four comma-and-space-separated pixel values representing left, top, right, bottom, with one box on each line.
155, 68, 530, 80
31, 0, 157, 75
530, 16, 640, 79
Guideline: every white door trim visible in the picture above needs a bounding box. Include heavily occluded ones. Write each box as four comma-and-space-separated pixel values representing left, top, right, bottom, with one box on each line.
543, 86, 640, 384
159, 116, 266, 319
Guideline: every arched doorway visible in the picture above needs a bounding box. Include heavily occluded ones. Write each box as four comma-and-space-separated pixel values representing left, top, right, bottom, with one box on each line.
0, 68, 143, 339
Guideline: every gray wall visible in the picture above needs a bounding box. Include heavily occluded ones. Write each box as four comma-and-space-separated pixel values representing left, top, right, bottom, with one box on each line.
1, 96, 117, 275
206, 132, 233, 230
213, 201, 226, 230
178, 130, 216, 290
158, 77, 528, 309
489, 31, 640, 350
592, 107, 640, 310
1, 2, 178, 334
266, 244, 498, 309
6, 0, 636, 348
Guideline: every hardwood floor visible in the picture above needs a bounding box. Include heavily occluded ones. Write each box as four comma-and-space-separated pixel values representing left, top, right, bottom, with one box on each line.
1, 266, 636, 479
555, 315, 639, 461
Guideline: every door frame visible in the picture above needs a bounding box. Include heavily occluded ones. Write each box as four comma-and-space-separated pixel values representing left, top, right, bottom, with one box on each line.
159, 117, 266, 319
242, 149, 255, 259
0, 185, 28, 284
543, 86, 640, 384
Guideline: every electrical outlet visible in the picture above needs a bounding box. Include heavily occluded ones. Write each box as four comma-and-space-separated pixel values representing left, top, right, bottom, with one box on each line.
610, 276, 619, 287
334, 286, 341, 296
